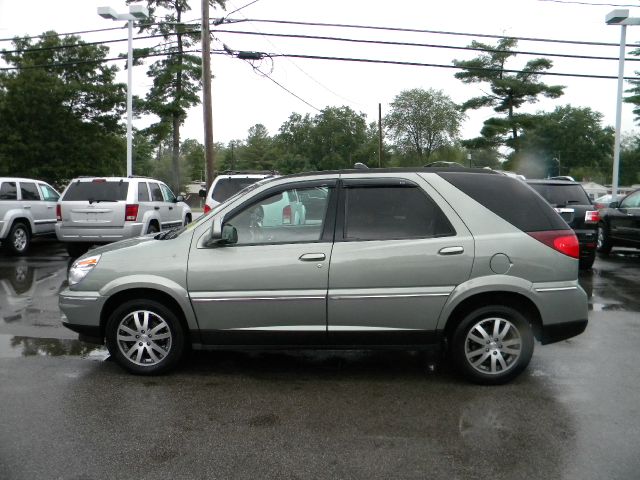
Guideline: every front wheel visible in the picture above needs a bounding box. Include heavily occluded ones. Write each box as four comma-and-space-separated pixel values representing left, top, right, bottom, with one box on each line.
596, 223, 612, 255
105, 299, 185, 375
451, 305, 534, 385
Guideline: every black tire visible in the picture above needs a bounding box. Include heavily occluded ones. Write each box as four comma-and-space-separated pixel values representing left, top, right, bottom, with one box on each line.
451, 305, 534, 385
4, 221, 31, 256
146, 222, 160, 234
579, 250, 596, 270
105, 299, 185, 375
66, 243, 89, 258
596, 223, 612, 255
183, 214, 192, 227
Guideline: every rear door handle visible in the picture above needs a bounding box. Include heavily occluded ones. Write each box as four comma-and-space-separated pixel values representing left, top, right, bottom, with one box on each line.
299, 253, 326, 261
154, 206, 160, 210
169, 206, 174, 210
438, 246, 464, 255
23, 205, 32, 209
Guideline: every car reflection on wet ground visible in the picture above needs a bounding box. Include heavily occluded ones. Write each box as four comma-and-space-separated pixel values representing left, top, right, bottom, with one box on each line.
1, 240, 640, 479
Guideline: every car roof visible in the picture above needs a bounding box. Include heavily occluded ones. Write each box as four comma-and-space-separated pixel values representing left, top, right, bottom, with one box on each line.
0, 177, 52, 183
69, 176, 161, 182
280, 166, 499, 181
526, 179, 580, 185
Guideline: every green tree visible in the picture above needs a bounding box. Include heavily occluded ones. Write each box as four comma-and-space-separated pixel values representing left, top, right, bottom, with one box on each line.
512, 105, 613, 181
182, 138, 205, 181
128, 0, 225, 192
241, 124, 275, 170
453, 38, 564, 151
0, 32, 126, 182
385, 88, 464, 163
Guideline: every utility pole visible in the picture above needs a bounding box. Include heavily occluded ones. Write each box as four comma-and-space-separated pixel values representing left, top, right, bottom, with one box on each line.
378, 103, 383, 168
202, 0, 215, 189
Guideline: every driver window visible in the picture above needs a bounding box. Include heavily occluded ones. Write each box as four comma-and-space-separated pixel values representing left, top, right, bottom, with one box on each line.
621, 191, 640, 209
226, 186, 331, 245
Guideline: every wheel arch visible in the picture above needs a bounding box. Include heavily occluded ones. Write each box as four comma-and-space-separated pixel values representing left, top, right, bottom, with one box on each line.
100, 288, 194, 342
442, 291, 543, 344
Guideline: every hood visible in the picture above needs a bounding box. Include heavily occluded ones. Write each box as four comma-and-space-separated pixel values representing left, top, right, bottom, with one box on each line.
82, 234, 157, 257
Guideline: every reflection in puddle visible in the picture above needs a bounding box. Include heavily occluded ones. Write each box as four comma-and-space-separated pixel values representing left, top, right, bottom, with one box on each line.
0, 334, 108, 359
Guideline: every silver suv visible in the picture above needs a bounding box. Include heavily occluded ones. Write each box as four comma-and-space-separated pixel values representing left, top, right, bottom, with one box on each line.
0, 177, 60, 255
56, 176, 191, 257
59, 167, 588, 384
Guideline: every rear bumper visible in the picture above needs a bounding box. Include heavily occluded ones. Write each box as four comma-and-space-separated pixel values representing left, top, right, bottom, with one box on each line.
55, 222, 144, 243
575, 228, 597, 256
540, 319, 588, 345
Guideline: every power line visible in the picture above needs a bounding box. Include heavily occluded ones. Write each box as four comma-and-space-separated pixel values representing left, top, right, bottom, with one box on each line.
226, 0, 263, 17
213, 29, 640, 62
537, 0, 640, 6
237, 17, 635, 48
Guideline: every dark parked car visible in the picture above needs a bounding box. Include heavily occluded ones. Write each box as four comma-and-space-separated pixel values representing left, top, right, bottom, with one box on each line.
527, 179, 599, 270
596, 188, 640, 255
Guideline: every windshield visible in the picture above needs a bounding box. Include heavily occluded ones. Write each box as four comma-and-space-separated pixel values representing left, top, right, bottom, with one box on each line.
62, 180, 128, 201
529, 183, 591, 207
212, 177, 265, 203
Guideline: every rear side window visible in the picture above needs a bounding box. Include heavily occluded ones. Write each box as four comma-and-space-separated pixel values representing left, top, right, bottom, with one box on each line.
0, 182, 17, 200
62, 181, 129, 201
20, 182, 40, 201
138, 182, 150, 202
39, 184, 59, 201
528, 183, 591, 207
344, 186, 455, 241
212, 178, 262, 203
149, 183, 164, 202
439, 172, 568, 232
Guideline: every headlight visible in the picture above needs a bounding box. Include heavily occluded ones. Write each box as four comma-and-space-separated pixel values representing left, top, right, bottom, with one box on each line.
68, 254, 101, 286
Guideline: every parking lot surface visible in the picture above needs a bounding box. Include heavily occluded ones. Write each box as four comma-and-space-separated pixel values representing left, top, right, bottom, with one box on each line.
1, 239, 639, 479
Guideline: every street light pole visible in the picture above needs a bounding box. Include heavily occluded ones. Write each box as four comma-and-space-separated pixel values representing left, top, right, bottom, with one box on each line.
98, 5, 149, 177
606, 9, 640, 200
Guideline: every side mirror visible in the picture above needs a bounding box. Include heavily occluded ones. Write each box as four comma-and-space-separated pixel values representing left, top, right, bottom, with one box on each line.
198, 189, 207, 198
610, 201, 619, 209
221, 224, 238, 245
175, 194, 185, 203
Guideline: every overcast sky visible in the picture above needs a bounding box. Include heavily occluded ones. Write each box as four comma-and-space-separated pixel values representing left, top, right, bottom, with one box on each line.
1, 0, 640, 148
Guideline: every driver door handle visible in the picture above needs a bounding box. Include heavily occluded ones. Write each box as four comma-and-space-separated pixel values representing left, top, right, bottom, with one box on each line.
299, 253, 326, 261
438, 246, 464, 255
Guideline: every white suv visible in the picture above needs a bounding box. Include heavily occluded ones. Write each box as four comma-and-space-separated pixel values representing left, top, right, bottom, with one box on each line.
201, 171, 278, 214
56, 176, 191, 257
0, 177, 60, 255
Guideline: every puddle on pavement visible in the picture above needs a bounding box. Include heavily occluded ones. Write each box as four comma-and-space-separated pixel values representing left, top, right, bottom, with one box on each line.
0, 334, 108, 360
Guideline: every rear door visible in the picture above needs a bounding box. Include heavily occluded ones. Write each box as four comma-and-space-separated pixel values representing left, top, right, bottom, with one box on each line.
36, 182, 59, 234
17, 181, 49, 234
60, 179, 129, 228
327, 176, 474, 345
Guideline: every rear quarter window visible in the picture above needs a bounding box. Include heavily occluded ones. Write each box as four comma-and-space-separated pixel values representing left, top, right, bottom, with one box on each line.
62, 181, 129, 201
438, 172, 568, 232
0, 182, 17, 200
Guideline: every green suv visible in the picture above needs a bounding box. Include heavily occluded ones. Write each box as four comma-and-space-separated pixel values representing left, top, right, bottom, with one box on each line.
59, 167, 588, 384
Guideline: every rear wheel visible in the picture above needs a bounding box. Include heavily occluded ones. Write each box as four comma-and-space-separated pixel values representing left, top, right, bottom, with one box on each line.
146, 222, 160, 234
451, 305, 534, 385
105, 299, 185, 375
596, 223, 612, 255
579, 250, 596, 270
183, 214, 192, 227
4, 222, 30, 256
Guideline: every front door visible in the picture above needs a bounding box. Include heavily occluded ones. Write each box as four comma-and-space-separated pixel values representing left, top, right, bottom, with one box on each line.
611, 190, 640, 245
187, 181, 336, 345
327, 177, 474, 345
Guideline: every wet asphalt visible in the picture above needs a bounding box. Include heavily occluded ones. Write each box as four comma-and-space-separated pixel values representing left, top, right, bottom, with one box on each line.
0, 239, 639, 480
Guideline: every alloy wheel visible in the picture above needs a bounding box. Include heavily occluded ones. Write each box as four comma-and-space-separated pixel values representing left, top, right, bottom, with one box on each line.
464, 317, 522, 375
13, 227, 27, 252
116, 310, 173, 366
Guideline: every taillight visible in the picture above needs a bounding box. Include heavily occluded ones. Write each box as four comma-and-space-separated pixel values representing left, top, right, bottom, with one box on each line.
282, 205, 292, 224
56, 204, 61, 221
528, 230, 580, 259
125, 204, 139, 222
585, 210, 600, 224
204, 204, 212, 214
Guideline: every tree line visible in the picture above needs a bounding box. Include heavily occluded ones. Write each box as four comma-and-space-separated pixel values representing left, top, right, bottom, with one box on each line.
1, 0, 640, 191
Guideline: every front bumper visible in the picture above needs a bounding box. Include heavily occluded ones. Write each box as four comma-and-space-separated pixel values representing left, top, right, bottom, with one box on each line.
59, 288, 105, 341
